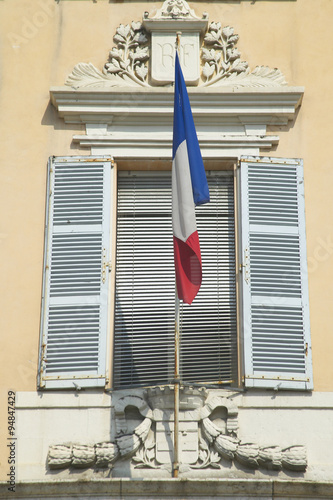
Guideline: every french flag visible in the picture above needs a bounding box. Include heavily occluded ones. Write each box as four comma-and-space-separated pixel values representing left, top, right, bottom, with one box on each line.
172, 52, 210, 305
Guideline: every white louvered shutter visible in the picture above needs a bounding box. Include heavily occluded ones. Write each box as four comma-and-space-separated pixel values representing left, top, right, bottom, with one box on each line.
113, 171, 237, 388
239, 157, 313, 390
39, 157, 113, 389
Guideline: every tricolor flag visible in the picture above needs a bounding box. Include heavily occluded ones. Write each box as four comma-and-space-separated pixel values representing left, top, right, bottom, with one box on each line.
172, 52, 210, 305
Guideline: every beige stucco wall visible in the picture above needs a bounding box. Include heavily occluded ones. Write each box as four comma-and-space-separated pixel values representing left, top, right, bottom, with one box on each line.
0, 0, 333, 481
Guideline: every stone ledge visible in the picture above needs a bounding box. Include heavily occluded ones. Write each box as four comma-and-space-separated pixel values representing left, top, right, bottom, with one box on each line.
1, 479, 333, 499
16, 390, 333, 410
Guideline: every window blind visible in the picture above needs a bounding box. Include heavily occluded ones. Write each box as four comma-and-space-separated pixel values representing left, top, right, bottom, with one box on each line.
113, 170, 237, 388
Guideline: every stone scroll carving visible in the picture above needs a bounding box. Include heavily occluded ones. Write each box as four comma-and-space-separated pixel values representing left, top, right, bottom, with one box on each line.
65, 0, 287, 90
47, 387, 307, 473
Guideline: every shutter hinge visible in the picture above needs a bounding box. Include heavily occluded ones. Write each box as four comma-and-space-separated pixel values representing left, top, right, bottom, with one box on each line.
39, 343, 47, 388
102, 248, 112, 284
305, 343, 308, 356
41, 343, 47, 364
241, 247, 250, 284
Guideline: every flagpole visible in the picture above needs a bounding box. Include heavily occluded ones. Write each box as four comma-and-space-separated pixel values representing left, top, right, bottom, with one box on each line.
173, 289, 180, 478
172, 31, 182, 480
171, 27, 210, 479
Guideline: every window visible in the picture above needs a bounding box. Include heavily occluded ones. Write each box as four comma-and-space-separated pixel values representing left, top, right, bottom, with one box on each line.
38, 156, 313, 391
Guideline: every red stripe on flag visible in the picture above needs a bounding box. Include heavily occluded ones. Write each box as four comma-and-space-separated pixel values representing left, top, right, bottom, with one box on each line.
173, 231, 202, 305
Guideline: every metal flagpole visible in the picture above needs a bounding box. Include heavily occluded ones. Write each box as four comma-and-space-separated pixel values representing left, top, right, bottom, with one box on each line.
173, 289, 180, 478
172, 31, 182, 480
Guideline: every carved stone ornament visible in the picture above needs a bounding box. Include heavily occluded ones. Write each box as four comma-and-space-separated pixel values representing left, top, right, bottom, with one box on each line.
47, 387, 307, 473
148, 0, 200, 20
65, 0, 287, 89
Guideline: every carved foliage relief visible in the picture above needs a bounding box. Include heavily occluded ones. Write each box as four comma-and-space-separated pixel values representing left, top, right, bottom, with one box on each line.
48, 388, 307, 474
201, 24, 248, 84
105, 23, 150, 86
65, 0, 287, 90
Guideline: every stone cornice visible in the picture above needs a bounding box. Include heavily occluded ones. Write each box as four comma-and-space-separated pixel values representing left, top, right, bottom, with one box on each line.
50, 86, 303, 125
49, 86, 303, 157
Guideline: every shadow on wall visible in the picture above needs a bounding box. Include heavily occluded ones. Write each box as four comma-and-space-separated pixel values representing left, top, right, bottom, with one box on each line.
42, 101, 85, 151
267, 107, 301, 152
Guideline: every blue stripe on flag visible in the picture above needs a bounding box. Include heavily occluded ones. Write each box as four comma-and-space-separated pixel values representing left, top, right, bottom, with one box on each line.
172, 52, 210, 206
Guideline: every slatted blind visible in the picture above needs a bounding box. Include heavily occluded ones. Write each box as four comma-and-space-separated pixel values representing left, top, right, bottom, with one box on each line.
240, 157, 313, 390
113, 170, 237, 388
39, 157, 113, 389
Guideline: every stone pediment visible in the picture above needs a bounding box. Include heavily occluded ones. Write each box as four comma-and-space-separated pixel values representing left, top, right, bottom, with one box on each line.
49, 0, 304, 158
64, 0, 287, 90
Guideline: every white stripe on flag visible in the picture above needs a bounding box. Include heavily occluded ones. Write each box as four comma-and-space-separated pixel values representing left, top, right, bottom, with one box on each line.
172, 140, 197, 243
